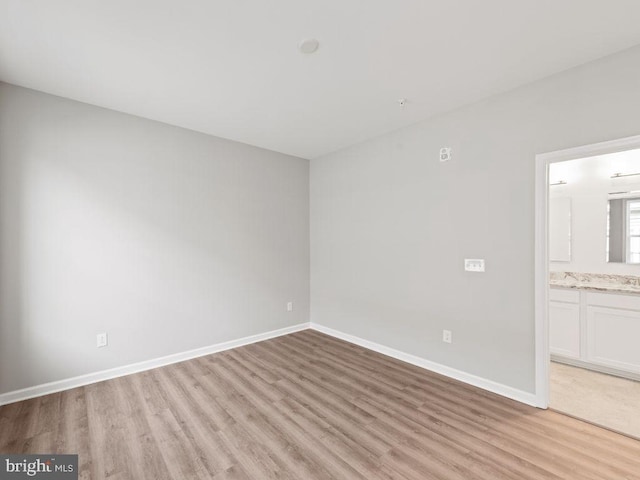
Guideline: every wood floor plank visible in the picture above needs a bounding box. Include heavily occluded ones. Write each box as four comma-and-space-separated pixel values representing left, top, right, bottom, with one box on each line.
1, 330, 639, 479
54, 388, 92, 478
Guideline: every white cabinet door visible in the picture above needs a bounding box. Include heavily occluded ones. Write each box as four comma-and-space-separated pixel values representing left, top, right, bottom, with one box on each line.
586, 306, 640, 374
549, 301, 581, 359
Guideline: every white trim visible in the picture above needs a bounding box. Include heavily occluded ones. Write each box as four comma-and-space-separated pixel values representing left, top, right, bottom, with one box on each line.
0, 322, 310, 406
310, 323, 541, 407
536, 134, 640, 163
535, 151, 551, 408
552, 355, 640, 382
534, 133, 640, 410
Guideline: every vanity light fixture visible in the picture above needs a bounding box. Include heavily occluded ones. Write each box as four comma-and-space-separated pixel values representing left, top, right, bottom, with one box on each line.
609, 190, 640, 196
550, 180, 567, 186
611, 172, 640, 179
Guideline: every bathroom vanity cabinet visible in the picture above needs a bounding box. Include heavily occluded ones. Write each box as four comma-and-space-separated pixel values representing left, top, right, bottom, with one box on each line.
550, 287, 640, 378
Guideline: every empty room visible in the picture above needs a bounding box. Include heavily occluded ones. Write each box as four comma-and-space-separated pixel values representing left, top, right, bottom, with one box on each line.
1, 1, 640, 479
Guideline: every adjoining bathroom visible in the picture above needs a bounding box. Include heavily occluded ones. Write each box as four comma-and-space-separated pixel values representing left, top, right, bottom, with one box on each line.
549, 147, 640, 439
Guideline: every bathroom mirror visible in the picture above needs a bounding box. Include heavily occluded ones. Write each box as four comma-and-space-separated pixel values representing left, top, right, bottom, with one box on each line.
549, 197, 571, 262
608, 196, 640, 263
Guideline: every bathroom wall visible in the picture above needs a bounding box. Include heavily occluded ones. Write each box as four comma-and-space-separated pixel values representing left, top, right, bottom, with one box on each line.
550, 149, 640, 275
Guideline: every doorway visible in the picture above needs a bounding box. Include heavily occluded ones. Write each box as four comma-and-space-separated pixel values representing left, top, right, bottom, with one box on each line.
535, 134, 640, 439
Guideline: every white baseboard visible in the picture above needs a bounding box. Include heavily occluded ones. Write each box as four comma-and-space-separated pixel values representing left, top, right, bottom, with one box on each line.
551, 355, 640, 382
310, 323, 542, 408
0, 322, 310, 406
0, 321, 541, 409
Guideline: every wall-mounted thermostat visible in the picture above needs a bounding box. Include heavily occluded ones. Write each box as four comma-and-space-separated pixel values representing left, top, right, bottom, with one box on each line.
440, 147, 452, 162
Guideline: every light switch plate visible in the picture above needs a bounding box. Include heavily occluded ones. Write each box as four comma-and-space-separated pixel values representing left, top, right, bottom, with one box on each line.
464, 259, 485, 272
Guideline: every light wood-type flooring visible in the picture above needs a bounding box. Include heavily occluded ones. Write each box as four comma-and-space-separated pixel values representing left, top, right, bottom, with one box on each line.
1, 330, 639, 479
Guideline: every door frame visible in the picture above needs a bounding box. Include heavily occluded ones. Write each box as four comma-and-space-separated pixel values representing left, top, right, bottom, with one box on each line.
534, 134, 640, 408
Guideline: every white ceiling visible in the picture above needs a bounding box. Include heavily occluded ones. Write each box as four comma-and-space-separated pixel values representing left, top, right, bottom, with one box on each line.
2, 1, 640, 159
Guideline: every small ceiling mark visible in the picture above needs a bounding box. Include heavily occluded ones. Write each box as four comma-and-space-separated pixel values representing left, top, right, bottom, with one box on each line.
299, 38, 319, 54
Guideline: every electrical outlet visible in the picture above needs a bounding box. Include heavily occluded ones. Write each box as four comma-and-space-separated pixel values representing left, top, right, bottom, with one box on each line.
97, 332, 108, 348
287, 301, 293, 312
442, 330, 452, 344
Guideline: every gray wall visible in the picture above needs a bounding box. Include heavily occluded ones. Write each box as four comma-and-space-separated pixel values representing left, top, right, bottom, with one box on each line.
310, 45, 640, 393
0, 83, 309, 395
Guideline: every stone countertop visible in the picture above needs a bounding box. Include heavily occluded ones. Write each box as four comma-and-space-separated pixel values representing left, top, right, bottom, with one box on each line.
550, 272, 640, 295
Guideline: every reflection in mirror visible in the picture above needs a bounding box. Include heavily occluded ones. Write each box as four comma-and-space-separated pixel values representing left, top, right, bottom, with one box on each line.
607, 196, 640, 263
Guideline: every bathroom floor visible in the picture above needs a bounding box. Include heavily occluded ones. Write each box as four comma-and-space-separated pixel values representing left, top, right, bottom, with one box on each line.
550, 361, 640, 440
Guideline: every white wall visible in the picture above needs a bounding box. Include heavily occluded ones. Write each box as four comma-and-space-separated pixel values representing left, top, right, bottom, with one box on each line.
549, 150, 640, 274
311, 45, 640, 394
0, 83, 309, 395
